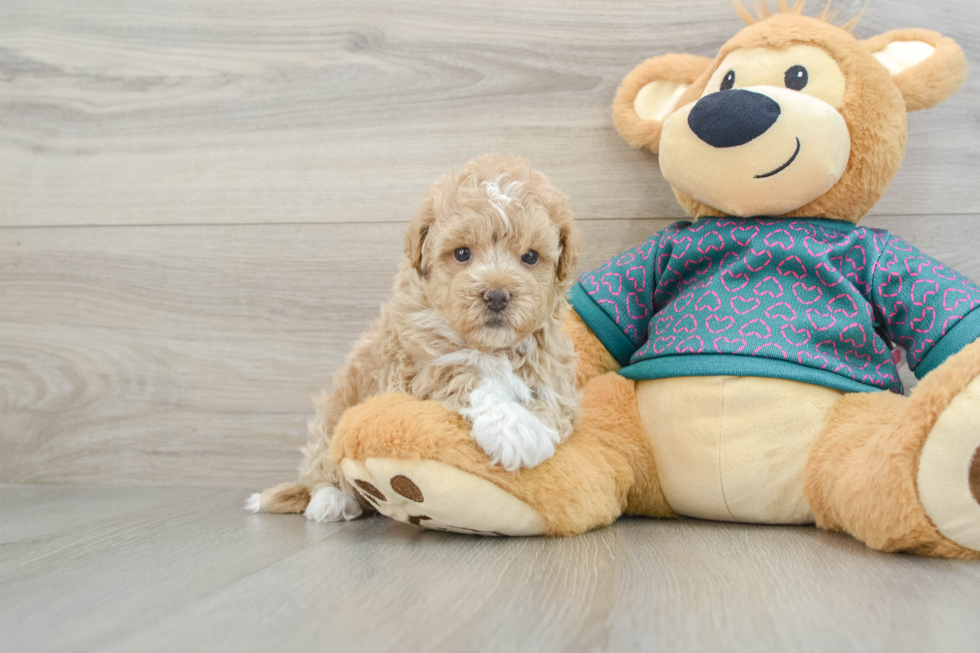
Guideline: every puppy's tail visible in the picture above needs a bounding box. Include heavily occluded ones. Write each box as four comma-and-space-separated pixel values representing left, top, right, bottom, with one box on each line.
245, 482, 312, 514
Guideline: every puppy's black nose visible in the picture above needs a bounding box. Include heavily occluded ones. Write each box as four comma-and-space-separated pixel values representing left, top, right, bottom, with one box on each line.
687, 89, 780, 148
483, 289, 511, 312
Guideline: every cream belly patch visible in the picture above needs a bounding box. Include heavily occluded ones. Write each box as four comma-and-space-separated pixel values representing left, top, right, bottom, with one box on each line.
635, 375, 842, 524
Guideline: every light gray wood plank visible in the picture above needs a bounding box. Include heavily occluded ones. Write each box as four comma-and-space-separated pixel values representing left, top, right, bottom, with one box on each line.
99, 527, 621, 653
2, 216, 978, 487
0, 219, 663, 487
608, 518, 980, 653
0, 484, 370, 653
3, 486, 977, 653
0, 485, 232, 576
0, 0, 977, 227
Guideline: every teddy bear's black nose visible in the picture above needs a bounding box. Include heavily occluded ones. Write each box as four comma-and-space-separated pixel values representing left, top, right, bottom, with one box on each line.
687, 89, 781, 148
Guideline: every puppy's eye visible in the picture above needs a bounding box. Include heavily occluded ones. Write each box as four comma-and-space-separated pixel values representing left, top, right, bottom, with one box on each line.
720, 70, 735, 91
784, 65, 808, 91
453, 247, 471, 262
521, 250, 539, 265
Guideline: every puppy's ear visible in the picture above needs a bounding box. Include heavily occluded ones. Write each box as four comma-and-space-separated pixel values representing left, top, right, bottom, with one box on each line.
556, 216, 583, 284
537, 183, 581, 283
612, 53, 713, 153
863, 29, 967, 111
404, 198, 436, 272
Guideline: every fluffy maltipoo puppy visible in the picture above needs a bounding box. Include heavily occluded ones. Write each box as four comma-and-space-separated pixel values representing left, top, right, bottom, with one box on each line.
248, 154, 583, 522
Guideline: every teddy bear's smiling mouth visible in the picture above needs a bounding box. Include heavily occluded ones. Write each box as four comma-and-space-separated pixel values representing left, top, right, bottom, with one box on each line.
755, 137, 801, 179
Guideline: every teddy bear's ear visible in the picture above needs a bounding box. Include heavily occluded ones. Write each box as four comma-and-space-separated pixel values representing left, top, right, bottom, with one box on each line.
612, 53, 713, 154
862, 29, 968, 112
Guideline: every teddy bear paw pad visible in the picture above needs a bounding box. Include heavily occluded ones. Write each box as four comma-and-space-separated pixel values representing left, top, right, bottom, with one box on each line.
917, 375, 980, 551
340, 458, 546, 537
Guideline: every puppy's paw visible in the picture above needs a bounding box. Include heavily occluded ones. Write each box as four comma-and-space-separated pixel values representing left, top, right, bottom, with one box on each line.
468, 401, 561, 471
304, 486, 363, 522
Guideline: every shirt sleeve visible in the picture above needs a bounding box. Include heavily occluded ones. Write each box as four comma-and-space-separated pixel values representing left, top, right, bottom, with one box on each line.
569, 228, 674, 366
871, 234, 980, 378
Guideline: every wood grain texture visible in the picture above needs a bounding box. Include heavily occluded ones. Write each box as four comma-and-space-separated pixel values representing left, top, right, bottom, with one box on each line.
2, 485, 979, 653
3, 5, 979, 646
1, 0, 979, 488
2, 215, 979, 487
0, 218, 663, 487
1, 0, 978, 227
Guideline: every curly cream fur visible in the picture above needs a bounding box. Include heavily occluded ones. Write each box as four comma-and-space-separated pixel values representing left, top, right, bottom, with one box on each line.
259, 155, 582, 514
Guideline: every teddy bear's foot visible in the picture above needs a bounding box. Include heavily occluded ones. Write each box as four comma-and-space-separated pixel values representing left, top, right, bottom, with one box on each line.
807, 339, 980, 558
916, 375, 980, 552
328, 374, 668, 537
339, 458, 546, 536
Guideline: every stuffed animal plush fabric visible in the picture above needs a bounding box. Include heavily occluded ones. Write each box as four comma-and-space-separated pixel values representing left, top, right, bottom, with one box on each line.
267, 3, 980, 557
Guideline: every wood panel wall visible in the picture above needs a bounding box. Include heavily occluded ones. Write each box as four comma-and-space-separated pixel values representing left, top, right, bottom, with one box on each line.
2, 0, 978, 487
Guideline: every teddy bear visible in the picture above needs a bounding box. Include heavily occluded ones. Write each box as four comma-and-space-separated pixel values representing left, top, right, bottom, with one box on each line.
271, 3, 980, 558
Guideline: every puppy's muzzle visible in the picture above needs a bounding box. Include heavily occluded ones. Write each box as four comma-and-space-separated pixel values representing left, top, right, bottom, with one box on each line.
483, 289, 511, 313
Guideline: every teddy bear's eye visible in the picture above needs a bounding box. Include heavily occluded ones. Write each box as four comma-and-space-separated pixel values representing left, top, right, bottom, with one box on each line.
784, 65, 808, 91
720, 70, 736, 91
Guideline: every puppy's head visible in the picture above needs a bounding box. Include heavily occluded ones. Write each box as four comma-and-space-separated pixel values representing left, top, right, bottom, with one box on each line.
405, 154, 581, 350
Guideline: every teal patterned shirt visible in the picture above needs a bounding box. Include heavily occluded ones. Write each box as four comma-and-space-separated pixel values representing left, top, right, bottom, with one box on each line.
571, 217, 980, 394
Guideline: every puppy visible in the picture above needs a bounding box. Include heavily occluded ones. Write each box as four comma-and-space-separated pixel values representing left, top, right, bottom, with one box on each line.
248, 154, 582, 522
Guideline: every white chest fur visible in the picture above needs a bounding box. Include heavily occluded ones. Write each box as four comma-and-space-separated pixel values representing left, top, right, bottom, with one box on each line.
432, 347, 560, 471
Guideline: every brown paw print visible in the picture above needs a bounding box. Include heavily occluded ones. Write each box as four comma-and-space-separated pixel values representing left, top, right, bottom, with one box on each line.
339, 457, 546, 537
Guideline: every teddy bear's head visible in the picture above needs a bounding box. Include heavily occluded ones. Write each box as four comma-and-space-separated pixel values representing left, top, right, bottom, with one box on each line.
612, 1, 967, 223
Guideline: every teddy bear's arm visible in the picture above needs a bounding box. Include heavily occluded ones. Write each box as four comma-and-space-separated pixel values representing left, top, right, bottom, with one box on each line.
870, 234, 980, 377
562, 310, 620, 387
567, 227, 686, 375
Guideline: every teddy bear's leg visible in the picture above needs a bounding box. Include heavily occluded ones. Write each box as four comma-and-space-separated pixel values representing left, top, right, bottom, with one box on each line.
329, 373, 673, 536
805, 340, 980, 559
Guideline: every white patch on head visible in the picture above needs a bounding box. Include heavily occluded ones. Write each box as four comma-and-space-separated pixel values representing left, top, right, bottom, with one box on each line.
304, 486, 363, 522
462, 379, 560, 471
244, 493, 262, 513
481, 175, 524, 231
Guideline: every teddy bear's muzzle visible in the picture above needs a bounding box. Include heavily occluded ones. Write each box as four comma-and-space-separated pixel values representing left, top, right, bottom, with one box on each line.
659, 85, 850, 217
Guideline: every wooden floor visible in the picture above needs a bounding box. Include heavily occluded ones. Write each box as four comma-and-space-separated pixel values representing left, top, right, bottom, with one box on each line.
3, 484, 980, 653
3, 1, 980, 650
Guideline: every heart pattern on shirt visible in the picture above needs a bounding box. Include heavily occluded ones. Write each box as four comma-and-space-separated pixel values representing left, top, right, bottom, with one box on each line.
579, 218, 980, 393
